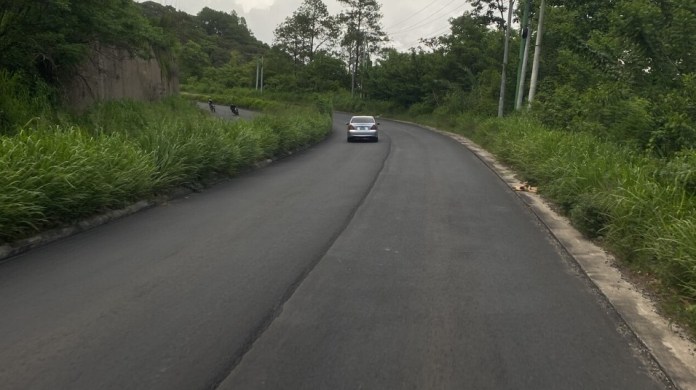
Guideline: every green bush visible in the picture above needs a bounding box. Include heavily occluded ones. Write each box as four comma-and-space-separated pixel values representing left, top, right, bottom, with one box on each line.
0, 71, 55, 135
650, 75, 696, 155
536, 75, 696, 156
407, 102, 434, 117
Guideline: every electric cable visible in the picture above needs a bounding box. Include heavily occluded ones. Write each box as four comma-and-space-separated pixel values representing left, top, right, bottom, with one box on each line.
388, 1, 469, 35
398, 24, 453, 49
384, 0, 449, 30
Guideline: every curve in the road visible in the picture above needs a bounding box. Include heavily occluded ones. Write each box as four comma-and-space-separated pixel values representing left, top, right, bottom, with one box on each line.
0, 112, 681, 390
216, 115, 672, 390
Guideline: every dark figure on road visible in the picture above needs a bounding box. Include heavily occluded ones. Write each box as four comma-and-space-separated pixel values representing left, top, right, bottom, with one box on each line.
230, 104, 239, 116
208, 99, 215, 113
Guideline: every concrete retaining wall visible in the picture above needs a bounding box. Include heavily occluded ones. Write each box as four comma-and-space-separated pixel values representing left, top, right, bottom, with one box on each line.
63, 44, 179, 110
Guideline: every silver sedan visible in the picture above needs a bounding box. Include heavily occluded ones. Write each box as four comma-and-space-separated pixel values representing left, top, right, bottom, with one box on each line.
346, 116, 379, 142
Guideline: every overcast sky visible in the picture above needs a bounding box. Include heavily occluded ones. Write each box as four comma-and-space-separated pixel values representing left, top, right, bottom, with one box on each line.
138, 0, 473, 50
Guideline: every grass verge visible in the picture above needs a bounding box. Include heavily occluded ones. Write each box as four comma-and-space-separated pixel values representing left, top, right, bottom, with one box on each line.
428, 113, 696, 335
0, 96, 331, 245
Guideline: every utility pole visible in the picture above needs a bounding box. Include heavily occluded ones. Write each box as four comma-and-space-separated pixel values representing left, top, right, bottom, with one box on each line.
527, 0, 546, 107
361, 39, 369, 99
255, 58, 260, 91
516, 27, 531, 110
498, 0, 515, 117
350, 50, 356, 98
260, 56, 264, 93
515, 0, 532, 110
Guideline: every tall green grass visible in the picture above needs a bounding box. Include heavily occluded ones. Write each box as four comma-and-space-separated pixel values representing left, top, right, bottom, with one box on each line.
0, 127, 155, 233
0, 97, 331, 244
0, 71, 56, 136
452, 114, 696, 330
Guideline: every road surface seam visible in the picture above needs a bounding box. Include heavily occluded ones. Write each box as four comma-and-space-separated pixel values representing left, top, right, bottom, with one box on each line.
209, 133, 394, 389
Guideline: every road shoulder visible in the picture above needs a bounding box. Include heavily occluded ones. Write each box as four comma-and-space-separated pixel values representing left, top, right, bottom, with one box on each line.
405, 121, 696, 390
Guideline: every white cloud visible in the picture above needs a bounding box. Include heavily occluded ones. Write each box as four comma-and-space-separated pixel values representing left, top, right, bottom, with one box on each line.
234, 0, 275, 13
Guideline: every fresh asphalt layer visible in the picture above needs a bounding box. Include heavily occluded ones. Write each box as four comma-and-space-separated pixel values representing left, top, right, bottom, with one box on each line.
0, 112, 683, 389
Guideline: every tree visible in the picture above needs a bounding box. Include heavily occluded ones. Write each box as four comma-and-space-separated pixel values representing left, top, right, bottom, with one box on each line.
337, 0, 387, 96
274, 17, 304, 67
366, 49, 425, 107
467, 0, 514, 29
439, 13, 502, 92
298, 0, 339, 61
262, 47, 298, 91
273, 0, 338, 66
528, 0, 696, 153
300, 53, 350, 91
0, 0, 167, 83
195, 7, 266, 66
178, 41, 210, 80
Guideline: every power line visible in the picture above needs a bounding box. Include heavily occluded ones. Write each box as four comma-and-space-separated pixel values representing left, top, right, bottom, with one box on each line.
384, 0, 449, 30
388, 1, 469, 35
388, 2, 469, 49
398, 25, 452, 49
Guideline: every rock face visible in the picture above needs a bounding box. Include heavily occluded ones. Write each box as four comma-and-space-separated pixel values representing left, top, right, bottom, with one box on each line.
63, 43, 179, 110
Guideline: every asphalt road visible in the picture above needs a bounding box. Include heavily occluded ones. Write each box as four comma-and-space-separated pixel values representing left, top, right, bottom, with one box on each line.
196, 102, 256, 120
0, 113, 669, 389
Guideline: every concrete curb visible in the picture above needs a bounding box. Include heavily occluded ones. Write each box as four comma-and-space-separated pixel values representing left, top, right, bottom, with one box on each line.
405, 120, 696, 390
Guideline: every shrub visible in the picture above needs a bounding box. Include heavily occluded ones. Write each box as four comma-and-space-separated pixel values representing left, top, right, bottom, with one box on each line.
650, 75, 696, 155
0, 71, 55, 135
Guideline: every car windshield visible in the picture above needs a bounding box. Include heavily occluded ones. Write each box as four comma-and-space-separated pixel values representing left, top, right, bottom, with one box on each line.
351, 116, 375, 124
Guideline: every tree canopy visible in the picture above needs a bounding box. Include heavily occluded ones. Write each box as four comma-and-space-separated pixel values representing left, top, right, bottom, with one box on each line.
274, 0, 339, 66
138, 2, 267, 84
263, 0, 696, 154
0, 0, 168, 83
3, 0, 696, 154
